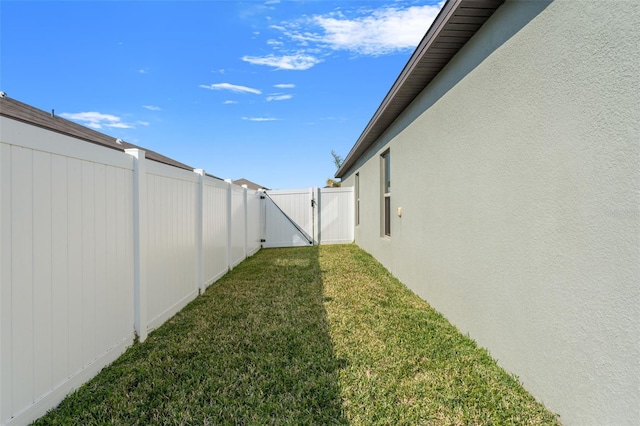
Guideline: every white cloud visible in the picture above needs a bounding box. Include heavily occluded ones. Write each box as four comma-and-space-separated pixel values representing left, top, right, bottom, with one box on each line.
242, 117, 279, 122
108, 122, 133, 129
142, 105, 161, 111
200, 83, 262, 94
243, 3, 441, 71
241, 54, 321, 70
136, 121, 150, 126
138, 69, 147, 74
265, 0, 280, 4
60, 111, 135, 129
275, 3, 443, 56
223, 100, 238, 104
266, 94, 293, 101
274, 83, 295, 89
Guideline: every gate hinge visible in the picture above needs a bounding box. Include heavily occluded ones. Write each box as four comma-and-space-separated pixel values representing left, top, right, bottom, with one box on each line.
260, 196, 265, 199
260, 239, 266, 243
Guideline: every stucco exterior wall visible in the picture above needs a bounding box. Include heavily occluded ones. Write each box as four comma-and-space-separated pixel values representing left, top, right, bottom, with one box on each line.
341, 1, 640, 424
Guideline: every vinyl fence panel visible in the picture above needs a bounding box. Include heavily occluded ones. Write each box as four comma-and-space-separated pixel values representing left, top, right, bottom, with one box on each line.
230, 185, 246, 267
1, 118, 135, 426
246, 190, 262, 256
145, 161, 199, 332
202, 177, 229, 287
319, 187, 354, 244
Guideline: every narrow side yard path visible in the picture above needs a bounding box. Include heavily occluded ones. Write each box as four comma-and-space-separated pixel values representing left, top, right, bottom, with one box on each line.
36, 245, 559, 425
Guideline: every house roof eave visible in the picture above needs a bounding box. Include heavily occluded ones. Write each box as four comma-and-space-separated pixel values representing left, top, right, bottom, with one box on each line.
335, 0, 504, 179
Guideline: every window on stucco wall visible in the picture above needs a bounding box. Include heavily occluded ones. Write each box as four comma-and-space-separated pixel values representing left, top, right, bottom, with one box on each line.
355, 172, 360, 226
381, 150, 390, 237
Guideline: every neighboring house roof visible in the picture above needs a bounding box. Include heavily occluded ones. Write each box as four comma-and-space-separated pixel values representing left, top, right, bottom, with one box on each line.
0, 95, 223, 180
233, 178, 269, 190
336, 0, 504, 178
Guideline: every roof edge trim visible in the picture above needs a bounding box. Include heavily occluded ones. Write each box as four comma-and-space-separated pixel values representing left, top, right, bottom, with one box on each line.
336, 0, 503, 178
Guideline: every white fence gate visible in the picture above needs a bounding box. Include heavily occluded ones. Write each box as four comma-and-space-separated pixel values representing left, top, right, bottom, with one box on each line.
262, 187, 354, 248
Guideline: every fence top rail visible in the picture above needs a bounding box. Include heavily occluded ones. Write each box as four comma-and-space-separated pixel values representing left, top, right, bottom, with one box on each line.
319, 187, 354, 193
264, 187, 354, 196
1, 116, 134, 170
146, 159, 200, 183
264, 188, 315, 195
203, 175, 229, 190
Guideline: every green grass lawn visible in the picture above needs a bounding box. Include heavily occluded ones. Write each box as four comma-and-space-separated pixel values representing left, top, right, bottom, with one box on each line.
35, 245, 559, 425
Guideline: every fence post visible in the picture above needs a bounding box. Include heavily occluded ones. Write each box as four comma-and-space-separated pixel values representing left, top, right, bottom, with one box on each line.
259, 189, 266, 247
242, 185, 248, 259
194, 169, 205, 294
225, 179, 233, 270
312, 187, 320, 245
125, 149, 148, 343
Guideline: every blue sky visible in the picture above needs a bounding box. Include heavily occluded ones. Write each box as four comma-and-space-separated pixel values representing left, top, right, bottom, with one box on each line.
1, 0, 442, 189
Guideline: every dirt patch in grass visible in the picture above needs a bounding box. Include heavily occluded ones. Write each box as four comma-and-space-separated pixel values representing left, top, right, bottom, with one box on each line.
35, 245, 559, 425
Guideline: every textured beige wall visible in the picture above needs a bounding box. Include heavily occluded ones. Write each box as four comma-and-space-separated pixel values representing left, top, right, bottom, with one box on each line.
341, 1, 640, 424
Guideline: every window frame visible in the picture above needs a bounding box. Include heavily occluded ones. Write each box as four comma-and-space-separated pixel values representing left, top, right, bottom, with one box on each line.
381, 150, 391, 237
355, 172, 360, 226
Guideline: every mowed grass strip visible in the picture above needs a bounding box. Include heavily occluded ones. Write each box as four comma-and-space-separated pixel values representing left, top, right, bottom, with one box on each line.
35, 245, 559, 425
35, 247, 345, 425
320, 244, 559, 425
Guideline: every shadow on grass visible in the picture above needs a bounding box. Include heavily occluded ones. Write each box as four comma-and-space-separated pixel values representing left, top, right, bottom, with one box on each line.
34, 246, 347, 425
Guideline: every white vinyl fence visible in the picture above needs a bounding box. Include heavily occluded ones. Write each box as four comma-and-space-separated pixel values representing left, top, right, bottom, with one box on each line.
317, 187, 355, 245
0, 116, 261, 426
262, 187, 354, 248
0, 114, 353, 426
